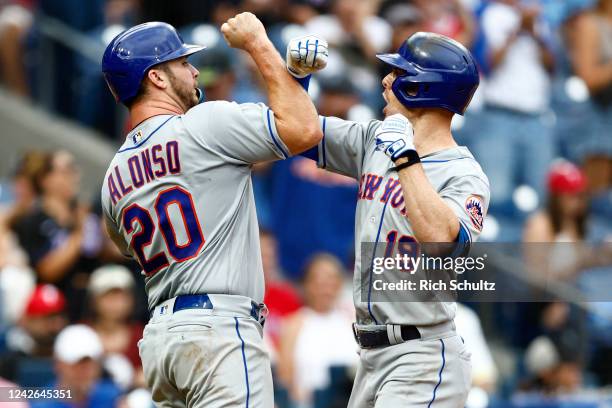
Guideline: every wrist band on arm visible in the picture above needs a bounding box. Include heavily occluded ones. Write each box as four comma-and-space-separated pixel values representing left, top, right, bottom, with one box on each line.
392, 150, 420, 172
290, 73, 311, 91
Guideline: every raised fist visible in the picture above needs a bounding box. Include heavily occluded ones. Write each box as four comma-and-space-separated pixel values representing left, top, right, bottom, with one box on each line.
221, 12, 267, 51
286, 35, 328, 78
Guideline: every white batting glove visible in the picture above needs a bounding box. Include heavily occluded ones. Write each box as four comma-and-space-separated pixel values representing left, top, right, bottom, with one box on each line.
375, 114, 416, 161
286, 35, 328, 78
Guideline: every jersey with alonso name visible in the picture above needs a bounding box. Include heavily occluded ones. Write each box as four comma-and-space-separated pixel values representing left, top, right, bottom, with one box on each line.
101, 101, 289, 310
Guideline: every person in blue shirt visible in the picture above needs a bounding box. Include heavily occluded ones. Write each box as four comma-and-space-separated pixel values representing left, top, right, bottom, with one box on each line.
31, 325, 121, 408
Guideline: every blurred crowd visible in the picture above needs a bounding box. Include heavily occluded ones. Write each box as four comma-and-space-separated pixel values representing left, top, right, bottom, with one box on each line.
0, 0, 611, 407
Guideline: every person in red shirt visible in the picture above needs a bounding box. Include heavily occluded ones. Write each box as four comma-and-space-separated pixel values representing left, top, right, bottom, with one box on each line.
0, 284, 68, 386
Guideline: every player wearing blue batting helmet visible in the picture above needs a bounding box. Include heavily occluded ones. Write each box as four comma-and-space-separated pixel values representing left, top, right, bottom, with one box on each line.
376, 32, 479, 115
102, 22, 206, 105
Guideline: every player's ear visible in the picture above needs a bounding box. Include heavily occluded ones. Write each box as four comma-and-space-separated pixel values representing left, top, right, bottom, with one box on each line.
146, 66, 169, 90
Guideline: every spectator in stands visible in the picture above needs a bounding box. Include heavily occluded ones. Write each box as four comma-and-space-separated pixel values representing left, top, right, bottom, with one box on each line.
0, 155, 36, 325
192, 46, 236, 103
104, 0, 138, 26
241, 0, 287, 27
521, 161, 611, 358
413, 0, 476, 47
305, 0, 391, 65
73, 0, 139, 138
524, 161, 588, 243
473, 0, 556, 210
86, 265, 143, 387
569, 0, 612, 193
521, 162, 595, 387
382, 3, 424, 53
36, 0, 107, 117
260, 230, 302, 359
285, 0, 324, 25
522, 161, 606, 280
0, 222, 35, 327
317, 76, 361, 119
232, 50, 268, 103
3, 151, 47, 229
31, 324, 121, 408
11, 150, 104, 321
0, 284, 67, 387
0, 0, 34, 97
277, 253, 357, 405
519, 335, 583, 395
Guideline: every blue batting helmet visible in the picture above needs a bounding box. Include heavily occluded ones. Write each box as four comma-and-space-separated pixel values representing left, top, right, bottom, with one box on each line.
102, 22, 206, 104
377, 32, 479, 115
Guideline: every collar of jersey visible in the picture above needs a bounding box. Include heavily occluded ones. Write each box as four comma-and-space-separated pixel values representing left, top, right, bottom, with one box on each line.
118, 115, 176, 153
420, 146, 473, 163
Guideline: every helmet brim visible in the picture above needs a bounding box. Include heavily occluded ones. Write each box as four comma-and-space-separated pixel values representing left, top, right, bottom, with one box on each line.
165, 44, 207, 62
376, 53, 415, 73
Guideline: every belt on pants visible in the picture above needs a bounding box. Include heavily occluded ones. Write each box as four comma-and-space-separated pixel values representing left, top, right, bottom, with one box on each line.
150, 294, 268, 326
352, 323, 421, 348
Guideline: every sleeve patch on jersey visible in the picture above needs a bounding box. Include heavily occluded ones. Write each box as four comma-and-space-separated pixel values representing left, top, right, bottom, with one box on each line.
465, 195, 484, 231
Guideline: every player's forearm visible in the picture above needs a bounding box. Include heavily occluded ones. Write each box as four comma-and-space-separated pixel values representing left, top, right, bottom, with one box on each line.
245, 38, 322, 154
395, 161, 459, 242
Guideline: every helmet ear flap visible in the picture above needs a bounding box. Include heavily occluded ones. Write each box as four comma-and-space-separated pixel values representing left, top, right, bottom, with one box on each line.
103, 73, 121, 102
391, 75, 422, 107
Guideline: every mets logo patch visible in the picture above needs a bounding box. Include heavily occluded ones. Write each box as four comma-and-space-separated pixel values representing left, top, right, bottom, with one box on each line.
465, 195, 484, 231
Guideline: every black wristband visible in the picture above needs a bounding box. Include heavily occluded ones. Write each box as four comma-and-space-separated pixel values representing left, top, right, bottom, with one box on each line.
392, 150, 420, 172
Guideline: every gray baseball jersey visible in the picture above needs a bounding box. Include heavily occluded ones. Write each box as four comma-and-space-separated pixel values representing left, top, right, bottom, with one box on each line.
312, 116, 490, 327
101, 101, 289, 310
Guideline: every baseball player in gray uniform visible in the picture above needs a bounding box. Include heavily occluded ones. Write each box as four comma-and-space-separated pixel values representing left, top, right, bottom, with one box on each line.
100, 14, 328, 408
290, 32, 490, 407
